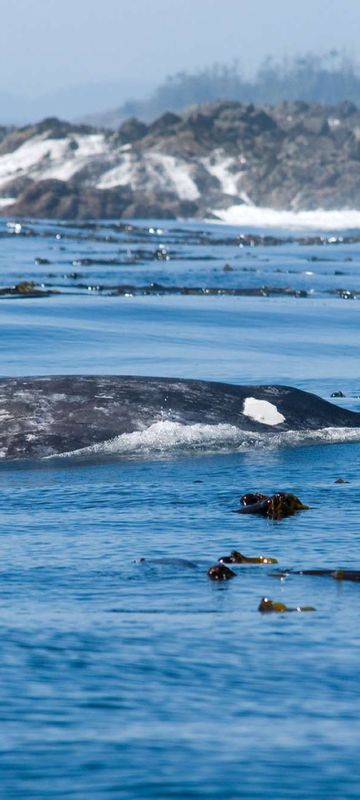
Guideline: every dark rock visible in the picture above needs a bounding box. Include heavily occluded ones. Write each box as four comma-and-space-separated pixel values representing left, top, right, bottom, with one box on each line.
336, 100, 358, 118
0, 175, 33, 196
2, 179, 134, 220
148, 112, 181, 135
118, 117, 148, 143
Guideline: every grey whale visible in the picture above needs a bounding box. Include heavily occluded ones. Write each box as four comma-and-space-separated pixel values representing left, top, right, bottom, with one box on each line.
0, 375, 360, 460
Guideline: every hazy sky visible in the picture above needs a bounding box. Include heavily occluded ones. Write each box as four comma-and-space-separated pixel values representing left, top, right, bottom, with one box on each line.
1, 0, 360, 98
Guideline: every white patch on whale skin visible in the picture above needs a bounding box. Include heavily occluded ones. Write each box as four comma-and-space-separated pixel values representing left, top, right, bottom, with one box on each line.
243, 397, 285, 426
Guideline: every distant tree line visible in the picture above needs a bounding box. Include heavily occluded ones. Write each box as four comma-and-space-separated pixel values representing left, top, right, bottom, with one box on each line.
119, 52, 360, 121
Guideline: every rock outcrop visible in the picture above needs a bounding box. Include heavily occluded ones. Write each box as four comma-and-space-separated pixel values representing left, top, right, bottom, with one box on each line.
1, 101, 360, 219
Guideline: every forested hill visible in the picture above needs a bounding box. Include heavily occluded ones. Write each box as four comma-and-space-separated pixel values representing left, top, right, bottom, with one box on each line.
82, 54, 360, 129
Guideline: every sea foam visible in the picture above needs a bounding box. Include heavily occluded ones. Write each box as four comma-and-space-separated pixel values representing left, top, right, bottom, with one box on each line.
55, 420, 360, 461
213, 204, 360, 231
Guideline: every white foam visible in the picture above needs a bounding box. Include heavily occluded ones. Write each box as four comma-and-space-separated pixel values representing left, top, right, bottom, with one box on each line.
39, 134, 108, 181
96, 152, 134, 189
97, 151, 199, 201
0, 131, 109, 187
147, 153, 199, 201
201, 151, 240, 196
62, 421, 242, 457
0, 197, 15, 207
212, 204, 360, 231
51, 420, 360, 461
243, 398, 285, 426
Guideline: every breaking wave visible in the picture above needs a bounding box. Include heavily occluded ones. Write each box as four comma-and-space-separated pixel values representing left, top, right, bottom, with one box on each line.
213, 205, 360, 231
55, 420, 360, 461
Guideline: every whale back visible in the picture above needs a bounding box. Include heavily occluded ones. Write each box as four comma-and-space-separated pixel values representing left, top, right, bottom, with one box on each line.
0, 375, 359, 459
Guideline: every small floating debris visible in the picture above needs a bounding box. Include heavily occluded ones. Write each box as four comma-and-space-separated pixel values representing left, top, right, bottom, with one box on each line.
34, 257, 51, 265
154, 247, 169, 260
334, 477, 350, 484
331, 390, 346, 398
207, 564, 236, 581
237, 492, 309, 520
258, 597, 316, 613
219, 549, 278, 565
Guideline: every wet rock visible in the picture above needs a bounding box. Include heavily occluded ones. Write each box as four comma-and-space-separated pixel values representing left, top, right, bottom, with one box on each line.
3, 179, 134, 220
118, 117, 148, 143
148, 112, 181, 136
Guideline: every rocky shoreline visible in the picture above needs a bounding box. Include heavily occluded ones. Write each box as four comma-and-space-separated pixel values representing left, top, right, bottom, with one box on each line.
0, 100, 360, 219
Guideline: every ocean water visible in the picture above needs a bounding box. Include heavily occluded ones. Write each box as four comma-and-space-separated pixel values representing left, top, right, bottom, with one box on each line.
1, 217, 360, 798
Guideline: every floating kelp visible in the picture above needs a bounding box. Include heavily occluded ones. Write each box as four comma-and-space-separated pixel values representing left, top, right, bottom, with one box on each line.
271, 568, 360, 583
240, 492, 269, 507
333, 570, 360, 582
219, 550, 278, 565
207, 564, 236, 581
0, 281, 58, 297
258, 597, 316, 613
109, 284, 308, 298
237, 492, 309, 520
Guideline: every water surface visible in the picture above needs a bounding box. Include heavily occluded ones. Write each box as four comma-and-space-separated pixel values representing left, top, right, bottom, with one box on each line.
0, 218, 360, 798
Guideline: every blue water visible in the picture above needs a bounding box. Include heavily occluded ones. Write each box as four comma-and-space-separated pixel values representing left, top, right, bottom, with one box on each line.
1, 219, 360, 798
